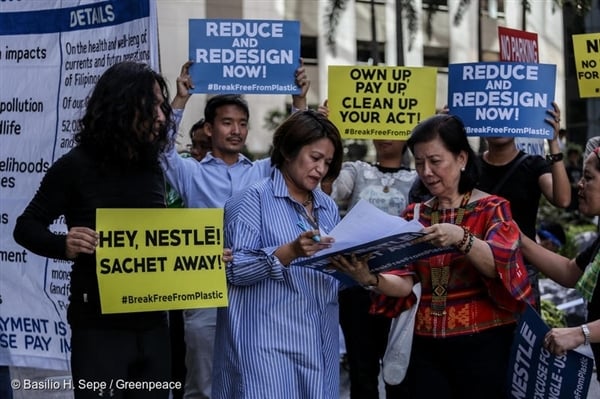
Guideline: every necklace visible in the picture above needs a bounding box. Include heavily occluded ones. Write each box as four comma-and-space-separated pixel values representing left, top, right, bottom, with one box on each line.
429, 191, 471, 317
302, 192, 313, 207
296, 198, 320, 238
381, 176, 394, 193
374, 162, 404, 193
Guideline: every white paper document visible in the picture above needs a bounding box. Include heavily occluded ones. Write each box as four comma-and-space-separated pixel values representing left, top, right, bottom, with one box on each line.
315, 199, 425, 257
296, 200, 453, 286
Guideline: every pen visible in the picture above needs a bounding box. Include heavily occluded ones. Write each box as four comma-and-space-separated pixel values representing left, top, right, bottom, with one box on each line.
297, 220, 321, 243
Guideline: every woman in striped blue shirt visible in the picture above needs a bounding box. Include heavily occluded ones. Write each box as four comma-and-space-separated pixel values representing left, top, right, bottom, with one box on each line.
212, 110, 344, 398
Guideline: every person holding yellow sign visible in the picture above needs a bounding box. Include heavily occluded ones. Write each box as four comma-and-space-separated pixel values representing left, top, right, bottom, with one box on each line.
13, 62, 174, 398
212, 110, 344, 398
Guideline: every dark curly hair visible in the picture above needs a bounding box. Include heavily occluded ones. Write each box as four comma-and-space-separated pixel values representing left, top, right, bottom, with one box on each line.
270, 110, 343, 182
75, 61, 173, 169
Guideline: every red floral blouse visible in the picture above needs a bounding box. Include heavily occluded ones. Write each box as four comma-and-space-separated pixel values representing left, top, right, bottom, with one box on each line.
371, 194, 534, 338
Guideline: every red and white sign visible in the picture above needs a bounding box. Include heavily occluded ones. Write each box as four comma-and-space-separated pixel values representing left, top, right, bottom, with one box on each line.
498, 26, 539, 63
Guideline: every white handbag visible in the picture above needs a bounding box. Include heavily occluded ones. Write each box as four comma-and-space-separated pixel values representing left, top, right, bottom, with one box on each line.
382, 282, 422, 385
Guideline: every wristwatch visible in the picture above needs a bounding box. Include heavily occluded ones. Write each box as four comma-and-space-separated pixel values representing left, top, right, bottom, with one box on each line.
581, 324, 591, 346
546, 152, 564, 164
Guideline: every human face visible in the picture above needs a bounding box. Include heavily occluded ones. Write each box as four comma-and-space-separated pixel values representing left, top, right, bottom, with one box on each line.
150, 81, 166, 140
190, 126, 211, 161
486, 137, 514, 147
205, 104, 248, 162
577, 151, 600, 216
282, 138, 335, 196
139, 82, 166, 142
412, 136, 466, 200
373, 140, 406, 160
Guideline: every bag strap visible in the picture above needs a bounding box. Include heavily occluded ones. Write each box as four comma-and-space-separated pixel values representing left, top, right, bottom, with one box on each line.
490, 152, 530, 193
413, 202, 421, 221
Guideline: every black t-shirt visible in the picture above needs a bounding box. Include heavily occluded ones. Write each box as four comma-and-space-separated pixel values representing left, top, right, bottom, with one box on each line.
477, 151, 551, 239
14, 146, 168, 329
566, 163, 582, 211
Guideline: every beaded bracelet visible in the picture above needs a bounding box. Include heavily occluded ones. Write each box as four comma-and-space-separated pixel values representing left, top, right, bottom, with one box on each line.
456, 227, 470, 250
463, 233, 475, 254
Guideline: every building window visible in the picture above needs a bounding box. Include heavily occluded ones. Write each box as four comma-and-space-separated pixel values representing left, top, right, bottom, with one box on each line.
357, 40, 386, 65
424, 46, 449, 68
355, 0, 386, 65
481, 0, 505, 16
423, 0, 448, 7
301, 35, 318, 66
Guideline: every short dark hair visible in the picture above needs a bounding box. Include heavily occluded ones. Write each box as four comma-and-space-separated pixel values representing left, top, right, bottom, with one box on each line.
204, 94, 249, 124
189, 118, 205, 140
270, 110, 343, 182
407, 114, 480, 194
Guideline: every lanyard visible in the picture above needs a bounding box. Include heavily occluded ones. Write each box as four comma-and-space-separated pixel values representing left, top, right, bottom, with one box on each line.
296, 200, 320, 242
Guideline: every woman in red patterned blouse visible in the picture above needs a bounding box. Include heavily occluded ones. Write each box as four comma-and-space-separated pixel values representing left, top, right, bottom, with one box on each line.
331, 114, 534, 399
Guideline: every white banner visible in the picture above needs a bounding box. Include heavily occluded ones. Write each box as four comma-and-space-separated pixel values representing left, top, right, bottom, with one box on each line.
0, 0, 158, 370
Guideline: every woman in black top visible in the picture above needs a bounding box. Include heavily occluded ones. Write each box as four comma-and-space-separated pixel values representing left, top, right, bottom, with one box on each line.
521, 146, 600, 382
13, 61, 174, 399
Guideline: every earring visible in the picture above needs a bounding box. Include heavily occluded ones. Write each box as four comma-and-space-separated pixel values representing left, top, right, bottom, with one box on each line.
460, 166, 465, 172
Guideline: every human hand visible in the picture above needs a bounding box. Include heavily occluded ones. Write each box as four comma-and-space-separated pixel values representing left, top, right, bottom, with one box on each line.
414, 223, 464, 248
171, 61, 194, 109
222, 248, 233, 263
317, 99, 329, 118
65, 227, 99, 259
292, 230, 333, 258
543, 326, 584, 356
293, 58, 310, 102
328, 253, 375, 286
176, 61, 194, 97
546, 101, 561, 142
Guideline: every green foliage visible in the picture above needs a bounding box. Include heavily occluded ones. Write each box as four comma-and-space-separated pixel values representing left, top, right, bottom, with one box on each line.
325, 0, 419, 55
453, 0, 473, 26
537, 196, 596, 259
399, 0, 418, 51
554, 0, 594, 15
262, 108, 289, 133
541, 299, 567, 328
326, 0, 593, 60
453, 0, 593, 26
561, 223, 598, 259
325, 0, 349, 56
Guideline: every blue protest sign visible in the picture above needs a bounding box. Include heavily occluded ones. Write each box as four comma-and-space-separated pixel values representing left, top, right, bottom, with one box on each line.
507, 304, 592, 399
188, 19, 301, 94
448, 62, 556, 139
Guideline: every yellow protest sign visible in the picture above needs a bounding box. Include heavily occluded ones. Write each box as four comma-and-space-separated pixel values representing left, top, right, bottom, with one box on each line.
572, 33, 600, 98
327, 65, 437, 140
96, 208, 226, 313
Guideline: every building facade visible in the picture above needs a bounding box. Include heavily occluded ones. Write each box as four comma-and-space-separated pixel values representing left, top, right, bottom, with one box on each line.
157, 0, 598, 155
